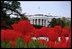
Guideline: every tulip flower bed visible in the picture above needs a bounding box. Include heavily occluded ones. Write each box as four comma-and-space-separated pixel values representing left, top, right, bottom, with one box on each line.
1, 19, 71, 48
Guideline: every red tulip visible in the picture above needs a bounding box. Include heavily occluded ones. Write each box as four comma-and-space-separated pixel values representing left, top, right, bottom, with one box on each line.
53, 41, 68, 48
12, 20, 35, 36
46, 40, 55, 48
1, 29, 21, 42
53, 36, 70, 48
33, 29, 41, 37
10, 41, 16, 48
60, 36, 66, 42
47, 28, 58, 41
67, 40, 71, 48
66, 36, 71, 48
38, 39, 47, 45
61, 28, 71, 37
40, 27, 49, 37
22, 34, 32, 44
54, 25, 62, 37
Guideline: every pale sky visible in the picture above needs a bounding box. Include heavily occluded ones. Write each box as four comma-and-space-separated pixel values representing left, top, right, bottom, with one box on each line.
19, 1, 71, 18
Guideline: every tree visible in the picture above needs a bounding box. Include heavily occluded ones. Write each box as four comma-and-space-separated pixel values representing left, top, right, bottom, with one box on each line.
49, 18, 57, 27
61, 17, 71, 28
56, 18, 65, 27
1, 1, 24, 18
49, 18, 65, 27
1, 1, 27, 29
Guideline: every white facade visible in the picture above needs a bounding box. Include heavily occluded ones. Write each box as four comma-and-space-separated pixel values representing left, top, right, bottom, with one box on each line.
26, 14, 60, 27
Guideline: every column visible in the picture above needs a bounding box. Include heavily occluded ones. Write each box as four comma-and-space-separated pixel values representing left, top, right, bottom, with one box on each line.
47, 21, 50, 26
30, 19, 33, 24
43, 19, 45, 26
39, 19, 40, 25
42, 19, 43, 26
44, 19, 46, 27
33, 19, 34, 24
34, 19, 35, 25
46, 20, 48, 27
40, 19, 41, 25
35, 19, 37, 24
37, 19, 38, 25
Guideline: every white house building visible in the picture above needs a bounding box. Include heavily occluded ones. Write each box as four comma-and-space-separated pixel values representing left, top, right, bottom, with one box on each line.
10, 14, 71, 27
26, 14, 60, 27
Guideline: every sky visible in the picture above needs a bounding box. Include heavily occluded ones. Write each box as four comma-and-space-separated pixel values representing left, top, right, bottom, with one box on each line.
18, 1, 71, 18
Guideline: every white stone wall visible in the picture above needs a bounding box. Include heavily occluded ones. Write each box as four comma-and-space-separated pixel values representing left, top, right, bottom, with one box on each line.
26, 15, 60, 27
27, 15, 53, 27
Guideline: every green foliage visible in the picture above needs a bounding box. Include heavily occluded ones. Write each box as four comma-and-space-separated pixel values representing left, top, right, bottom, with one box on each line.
16, 38, 25, 48
27, 40, 47, 48
49, 18, 66, 27
33, 25, 43, 29
49, 18, 57, 27
1, 1, 21, 19
1, 41, 11, 48
64, 21, 71, 28
56, 18, 65, 27
1, 38, 47, 48
1, 1, 22, 29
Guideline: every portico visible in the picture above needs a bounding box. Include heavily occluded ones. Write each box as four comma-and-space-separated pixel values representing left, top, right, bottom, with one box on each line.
26, 14, 56, 27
